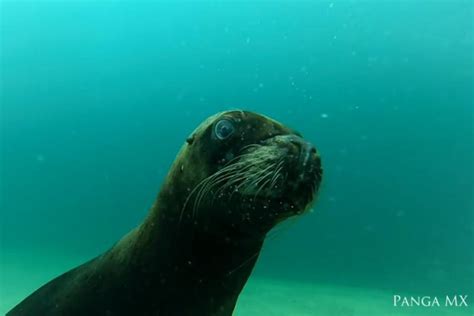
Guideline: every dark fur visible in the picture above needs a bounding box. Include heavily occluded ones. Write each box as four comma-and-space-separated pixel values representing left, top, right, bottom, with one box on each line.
8, 111, 322, 316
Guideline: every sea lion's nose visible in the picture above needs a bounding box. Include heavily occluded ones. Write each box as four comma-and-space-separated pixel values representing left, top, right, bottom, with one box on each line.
285, 135, 317, 156
276, 135, 318, 171
290, 136, 316, 152
290, 138, 317, 171
266, 134, 318, 162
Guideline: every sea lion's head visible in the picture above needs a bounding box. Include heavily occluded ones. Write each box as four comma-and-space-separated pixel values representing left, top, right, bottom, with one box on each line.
171, 110, 322, 236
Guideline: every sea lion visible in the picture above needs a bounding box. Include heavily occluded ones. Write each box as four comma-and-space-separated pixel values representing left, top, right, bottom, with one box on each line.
8, 110, 322, 316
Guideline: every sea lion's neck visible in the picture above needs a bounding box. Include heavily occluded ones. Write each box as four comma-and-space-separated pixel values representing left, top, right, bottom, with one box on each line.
129, 180, 265, 314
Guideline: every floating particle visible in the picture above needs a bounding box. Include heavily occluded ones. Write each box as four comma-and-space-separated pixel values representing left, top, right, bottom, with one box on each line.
339, 148, 348, 155
364, 225, 375, 232
396, 210, 406, 217
320, 113, 329, 119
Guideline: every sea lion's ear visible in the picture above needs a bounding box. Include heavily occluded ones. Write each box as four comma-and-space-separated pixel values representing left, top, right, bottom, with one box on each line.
186, 135, 195, 145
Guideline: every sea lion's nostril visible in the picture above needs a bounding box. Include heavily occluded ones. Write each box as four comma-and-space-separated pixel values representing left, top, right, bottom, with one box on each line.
290, 140, 302, 150
287, 135, 305, 147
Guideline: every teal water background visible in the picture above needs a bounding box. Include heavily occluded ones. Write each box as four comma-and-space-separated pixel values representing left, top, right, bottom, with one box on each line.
1, 0, 473, 313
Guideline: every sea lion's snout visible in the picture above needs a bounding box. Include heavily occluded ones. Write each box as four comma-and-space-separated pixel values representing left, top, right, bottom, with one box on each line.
292, 136, 320, 185
262, 134, 322, 201
277, 134, 318, 174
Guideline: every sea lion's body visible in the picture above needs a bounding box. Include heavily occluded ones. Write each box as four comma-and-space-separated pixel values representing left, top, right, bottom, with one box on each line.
8, 110, 322, 316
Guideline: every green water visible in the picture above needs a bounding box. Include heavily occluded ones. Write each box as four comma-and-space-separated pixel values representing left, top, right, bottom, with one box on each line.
1, 1, 473, 315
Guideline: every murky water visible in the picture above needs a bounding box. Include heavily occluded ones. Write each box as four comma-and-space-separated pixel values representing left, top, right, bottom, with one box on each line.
1, 1, 473, 315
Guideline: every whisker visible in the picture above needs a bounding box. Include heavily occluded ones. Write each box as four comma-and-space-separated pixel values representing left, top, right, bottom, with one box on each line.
239, 144, 261, 153
192, 165, 243, 218
236, 163, 275, 194
209, 171, 249, 204
180, 176, 212, 223
181, 162, 245, 223
226, 251, 260, 277
212, 173, 249, 202
210, 161, 262, 197
270, 173, 282, 191
253, 176, 273, 199
192, 156, 264, 218
269, 160, 285, 190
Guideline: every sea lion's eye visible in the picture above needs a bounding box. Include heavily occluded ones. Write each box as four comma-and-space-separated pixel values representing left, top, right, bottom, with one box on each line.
214, 119, 235, 140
